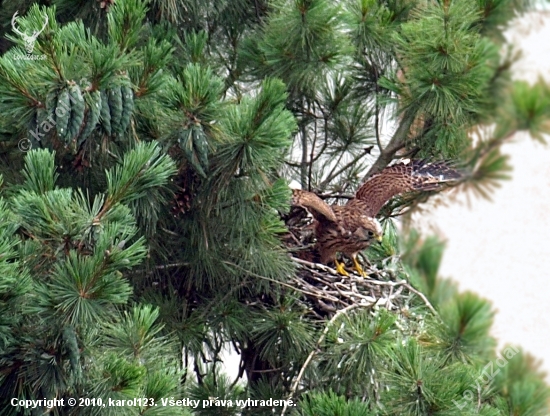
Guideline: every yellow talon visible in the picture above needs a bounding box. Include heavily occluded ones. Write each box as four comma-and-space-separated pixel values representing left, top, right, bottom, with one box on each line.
352, 256, 366, 277
334, 259, 349, 276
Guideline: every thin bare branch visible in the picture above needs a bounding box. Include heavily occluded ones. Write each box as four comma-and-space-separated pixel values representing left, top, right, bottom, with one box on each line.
401, 282, 437, 315
362, 108, 416, 181
281, 303, 363, 416
319, 146, 373, 190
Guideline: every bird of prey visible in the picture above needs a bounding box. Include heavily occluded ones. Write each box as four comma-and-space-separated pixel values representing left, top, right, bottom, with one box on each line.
291, 159, 462, 276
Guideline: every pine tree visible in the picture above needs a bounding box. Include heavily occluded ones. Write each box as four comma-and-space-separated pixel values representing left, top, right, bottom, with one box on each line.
0, 1, 549, 415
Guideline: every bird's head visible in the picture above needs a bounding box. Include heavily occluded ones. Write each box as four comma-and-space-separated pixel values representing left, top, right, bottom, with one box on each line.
354, 216, 383, 243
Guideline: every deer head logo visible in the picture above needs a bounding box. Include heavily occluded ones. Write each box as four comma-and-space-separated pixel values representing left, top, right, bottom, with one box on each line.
11, 11, 49, 55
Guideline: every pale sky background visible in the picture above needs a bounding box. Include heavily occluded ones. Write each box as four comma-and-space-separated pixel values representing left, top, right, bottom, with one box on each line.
221, 10, 550, 384
423, 10, 550, 380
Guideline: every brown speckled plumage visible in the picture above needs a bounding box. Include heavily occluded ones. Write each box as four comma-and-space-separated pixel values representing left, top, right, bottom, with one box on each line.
291, 160, 462, 274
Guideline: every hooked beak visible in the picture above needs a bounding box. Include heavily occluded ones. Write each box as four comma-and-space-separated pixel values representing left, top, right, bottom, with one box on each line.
376, 235, 383, 243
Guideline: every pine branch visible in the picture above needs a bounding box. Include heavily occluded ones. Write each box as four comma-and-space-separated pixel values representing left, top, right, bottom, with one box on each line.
362, 108, 416, 180
300, 121, 309, 188
221, 260, 332, 300
319, 146, 373, 191
307, 112, 319, 190
401, 282, 437, 315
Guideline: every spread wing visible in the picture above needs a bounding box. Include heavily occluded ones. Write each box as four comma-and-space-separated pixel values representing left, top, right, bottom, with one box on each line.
350, 160, 462, 217
291, 189, 337, 223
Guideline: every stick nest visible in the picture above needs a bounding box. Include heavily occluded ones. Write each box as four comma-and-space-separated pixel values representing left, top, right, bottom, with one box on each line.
282, 207, 436, 318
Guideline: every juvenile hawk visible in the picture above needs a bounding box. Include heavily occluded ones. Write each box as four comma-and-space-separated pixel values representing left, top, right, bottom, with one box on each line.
291, 160, 462, 276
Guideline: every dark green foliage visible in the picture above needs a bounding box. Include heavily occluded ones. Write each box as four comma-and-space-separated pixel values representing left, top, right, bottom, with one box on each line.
188, 372, 245, 416
296, 390, 374, 416
382, 339, 476, 415
510, 79, 550, 142
0, 147, 179, 414
491, 348, 550, 416
400, 230, 460, 308
250, 301, 315, 364
320, 309, 396, 398
240, 0, 351, 97
389, 1, 498, 157
463, 147, 513, 201
435, 291, 497, 363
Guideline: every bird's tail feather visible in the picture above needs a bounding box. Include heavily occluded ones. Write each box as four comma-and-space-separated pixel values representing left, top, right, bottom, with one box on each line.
407, 160, 463, 190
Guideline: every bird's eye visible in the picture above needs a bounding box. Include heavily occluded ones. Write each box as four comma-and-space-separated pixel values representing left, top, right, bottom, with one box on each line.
367, 231, 374, 236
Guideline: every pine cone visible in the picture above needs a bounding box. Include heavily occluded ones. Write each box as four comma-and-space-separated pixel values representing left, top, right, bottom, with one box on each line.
171, 169, 200, 217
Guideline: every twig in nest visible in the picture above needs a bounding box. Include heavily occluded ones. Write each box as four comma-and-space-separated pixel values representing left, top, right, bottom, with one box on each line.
401, 282, 437, 315
292, 257, 340, 275
222, 261, 336, 301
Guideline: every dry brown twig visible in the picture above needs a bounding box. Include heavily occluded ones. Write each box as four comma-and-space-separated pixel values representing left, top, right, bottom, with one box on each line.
290, 257, 437, 314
